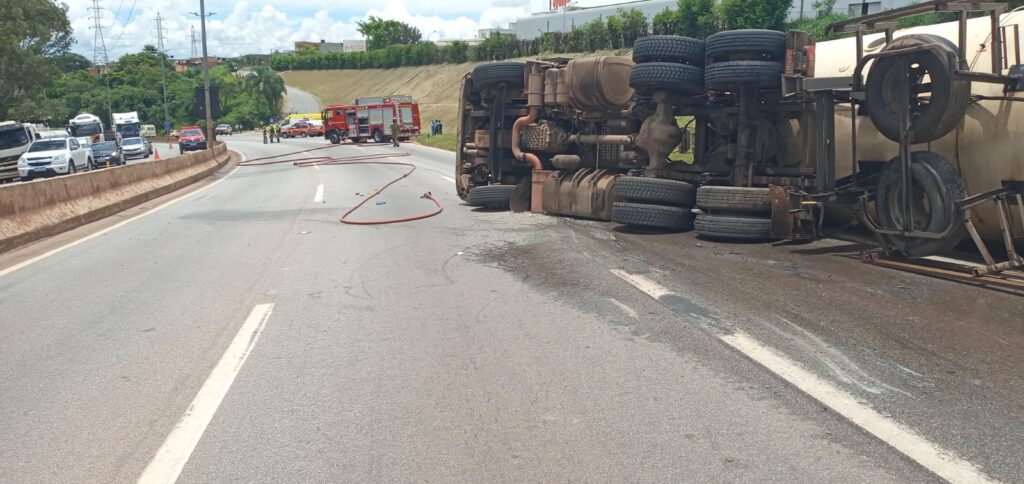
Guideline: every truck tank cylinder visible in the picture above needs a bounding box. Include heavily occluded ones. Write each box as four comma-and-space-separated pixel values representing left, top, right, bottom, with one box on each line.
527, 71, 545, 107
555, 69, 570, 106
541, 169, 618, 221
565, 57, 634, 112
544, 69, 559, 107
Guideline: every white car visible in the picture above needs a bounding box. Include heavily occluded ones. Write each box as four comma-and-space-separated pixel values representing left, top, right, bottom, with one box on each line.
17, 137, 92, 181
121, 136, 152, 159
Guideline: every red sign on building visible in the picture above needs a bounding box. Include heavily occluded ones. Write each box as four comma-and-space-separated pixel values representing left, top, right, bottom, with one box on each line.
550, 0, 569, 11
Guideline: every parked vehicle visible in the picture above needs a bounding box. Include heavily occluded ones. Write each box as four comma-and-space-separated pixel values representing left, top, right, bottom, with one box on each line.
141, 124, 157, 136
113, 112, 141, 139
0, 121, 37, 182
90, 141, 124, 168
121, 137, 151, 159
17, 137, 92, 180
215, 124, 233, 136
68, 113, 105, 144
282, 121, 321, 138
178, 126, 207, 153
170, 129, 180, 138
321, 97, 420, 144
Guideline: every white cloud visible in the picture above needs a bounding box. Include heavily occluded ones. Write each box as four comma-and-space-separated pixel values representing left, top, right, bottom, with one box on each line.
64, 0, 628, 59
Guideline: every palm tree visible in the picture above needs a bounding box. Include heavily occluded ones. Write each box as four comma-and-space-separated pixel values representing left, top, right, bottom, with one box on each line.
244, 67, 286, 116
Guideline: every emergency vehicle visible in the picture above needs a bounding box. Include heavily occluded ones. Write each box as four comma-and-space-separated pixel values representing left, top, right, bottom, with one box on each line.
321, 96, 420, 144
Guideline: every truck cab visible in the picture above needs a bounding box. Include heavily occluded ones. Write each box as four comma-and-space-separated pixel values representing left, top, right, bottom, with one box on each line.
0, 122, 38, 182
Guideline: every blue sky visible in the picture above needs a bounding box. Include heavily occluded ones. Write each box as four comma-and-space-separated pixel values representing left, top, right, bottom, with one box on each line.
64, 0, 630, 60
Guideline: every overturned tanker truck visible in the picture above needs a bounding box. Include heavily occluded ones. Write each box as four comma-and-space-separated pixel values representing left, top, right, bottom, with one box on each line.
455, 0, 1024, 268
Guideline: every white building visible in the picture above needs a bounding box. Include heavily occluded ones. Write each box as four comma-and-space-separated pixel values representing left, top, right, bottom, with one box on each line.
508, 0, 922, 40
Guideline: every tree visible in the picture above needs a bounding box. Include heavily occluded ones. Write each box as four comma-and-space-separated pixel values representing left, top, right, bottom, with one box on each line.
652, 8, 680, 35
617, 9, 650, 48
357, 16, 422, 50
718, 0, 793, 31
0, 0, 73, 119
243, 66, 286, 116
50, 52, 92, 74
677, 0, 718, 38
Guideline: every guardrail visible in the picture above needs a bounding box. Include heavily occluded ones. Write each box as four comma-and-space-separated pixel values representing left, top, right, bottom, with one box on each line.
0, 142, 231, 252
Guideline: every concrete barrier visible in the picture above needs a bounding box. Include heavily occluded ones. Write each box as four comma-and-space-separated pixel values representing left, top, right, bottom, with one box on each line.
0, 142, 231, 252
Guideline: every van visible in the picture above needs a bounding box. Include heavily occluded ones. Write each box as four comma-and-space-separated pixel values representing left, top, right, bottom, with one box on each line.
141, 125, 157, 136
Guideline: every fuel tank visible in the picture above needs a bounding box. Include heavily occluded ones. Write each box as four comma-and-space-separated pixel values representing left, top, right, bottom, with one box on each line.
564, 57, 635, 112
814, 12, 1024, 240
541, 169, 619, 220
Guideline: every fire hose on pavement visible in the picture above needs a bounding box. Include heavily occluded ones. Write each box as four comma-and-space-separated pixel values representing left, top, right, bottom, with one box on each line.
238, 145, 443, 225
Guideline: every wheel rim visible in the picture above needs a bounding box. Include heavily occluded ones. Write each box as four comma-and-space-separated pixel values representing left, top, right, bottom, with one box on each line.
883, 176, 933, 231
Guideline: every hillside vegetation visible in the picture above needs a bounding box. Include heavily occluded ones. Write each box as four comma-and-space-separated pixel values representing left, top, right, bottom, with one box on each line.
281, 51, 625, 130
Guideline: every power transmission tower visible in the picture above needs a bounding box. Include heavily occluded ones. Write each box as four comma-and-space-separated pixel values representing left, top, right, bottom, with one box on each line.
154, 12, 170, 131
190, 26, 199, 59
89, 0, 114, 129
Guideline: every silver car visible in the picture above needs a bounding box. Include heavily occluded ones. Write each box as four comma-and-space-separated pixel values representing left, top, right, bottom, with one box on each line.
121, 137, 152, 160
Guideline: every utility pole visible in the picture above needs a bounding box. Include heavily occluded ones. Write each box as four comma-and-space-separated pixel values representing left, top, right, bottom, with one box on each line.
190, 3, 216, 148
154, 13, 170, 133
190, 26, 199, 59
89, 0, 114, 130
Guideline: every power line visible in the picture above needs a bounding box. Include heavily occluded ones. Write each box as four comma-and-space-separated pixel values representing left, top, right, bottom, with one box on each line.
154, 12, 170, 127
108, 0, 139, 50
89, 0, 109, 66
190, 26, 199, 59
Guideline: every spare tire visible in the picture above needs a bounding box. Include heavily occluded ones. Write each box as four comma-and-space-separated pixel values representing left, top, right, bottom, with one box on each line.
629, 62, 705, 96
865, 34, 970, 144
473, 62, 525, 89
705, 61, 783, 91
467, 184, 516, 209
612, 202, 694, 230
613, 177, 697, 207
632, 35, 705, 66
696, 186, 772, 213
705, 29, 786, 63
694, 213, 773, 241
875, 151, 966, 256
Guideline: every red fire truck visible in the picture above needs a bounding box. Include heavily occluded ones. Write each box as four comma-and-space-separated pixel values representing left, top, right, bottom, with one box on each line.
321, 96, 421, 144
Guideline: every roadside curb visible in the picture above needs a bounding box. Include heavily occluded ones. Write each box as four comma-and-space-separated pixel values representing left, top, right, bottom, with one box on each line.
0, 143, 232, 253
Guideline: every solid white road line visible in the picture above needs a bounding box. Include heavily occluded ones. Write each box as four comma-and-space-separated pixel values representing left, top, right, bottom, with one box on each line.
0, 155, 243, 280
610, 269, 995, 484
137, 303, 275, 484
439, 175, 456, 184
314, 183, 325, 203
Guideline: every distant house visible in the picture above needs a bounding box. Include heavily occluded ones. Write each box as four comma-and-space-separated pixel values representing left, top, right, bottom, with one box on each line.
174, 57, 227, 73
294, 40, 348, 53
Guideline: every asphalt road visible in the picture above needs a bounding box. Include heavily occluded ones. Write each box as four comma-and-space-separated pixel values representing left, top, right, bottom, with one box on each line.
1, 133, 1021, 483
284, 86, 322, 114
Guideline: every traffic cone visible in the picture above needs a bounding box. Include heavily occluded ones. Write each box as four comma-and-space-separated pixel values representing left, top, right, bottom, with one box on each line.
154, 147, 161, 160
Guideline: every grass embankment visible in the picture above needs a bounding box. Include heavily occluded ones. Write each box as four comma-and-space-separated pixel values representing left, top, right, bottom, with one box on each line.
415, 133, 457, 151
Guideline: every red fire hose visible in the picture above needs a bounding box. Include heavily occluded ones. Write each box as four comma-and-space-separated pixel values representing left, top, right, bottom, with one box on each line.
238, 145, 443, 225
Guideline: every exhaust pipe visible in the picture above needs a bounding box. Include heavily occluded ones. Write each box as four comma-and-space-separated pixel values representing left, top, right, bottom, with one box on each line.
512, 65, 545, 171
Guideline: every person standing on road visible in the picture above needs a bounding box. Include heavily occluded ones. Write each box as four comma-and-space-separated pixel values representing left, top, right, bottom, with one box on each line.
391, 119, 401, 147
262, 125, 268, 144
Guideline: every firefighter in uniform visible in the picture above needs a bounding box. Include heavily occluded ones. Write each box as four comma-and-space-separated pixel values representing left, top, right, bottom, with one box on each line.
262, 124, 268, 144
391, 119, 401, 147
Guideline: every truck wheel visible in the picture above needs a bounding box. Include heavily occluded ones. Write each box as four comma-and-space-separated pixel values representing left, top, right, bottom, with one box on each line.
695, 213, 773, 240
612, 202, 694, 231
876, 151, 966, 257
629, 62, 704, 96
473, 62, 526, 89
705, 29, 786, 63
865, 34, 969, 144
696, 186, 771, 214
632, 35, 705, 66
467, 184, 516, 209
372, 130, 384, 143
613, 177, 697, 207
328, 131, 341, 144
705, 60, 784, 91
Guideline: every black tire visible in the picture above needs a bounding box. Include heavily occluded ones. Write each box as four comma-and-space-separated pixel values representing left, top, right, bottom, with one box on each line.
705, 29, 786, 63
865, 34, 970, 144
372, 130, 384, 144
300, 132, 308, 138
632, 35, 705, 66
705, 60, 783, 91
328, 131, 341, 144
696, 186, 771, 214
612, 202, 694, 230
68, 161, 76, 174
695, 213, 773, 240
629, 62, 705, 96
467, 184, 516, 209
875, 151, 966, 257
472, 62, 525, 89
613, 177, 697, 207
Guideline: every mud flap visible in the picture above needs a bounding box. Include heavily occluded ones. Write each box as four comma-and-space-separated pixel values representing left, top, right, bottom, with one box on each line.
510, 178, 532, 213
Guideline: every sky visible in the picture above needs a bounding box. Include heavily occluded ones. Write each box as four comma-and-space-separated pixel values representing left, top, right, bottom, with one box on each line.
65, 0, 632, 60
